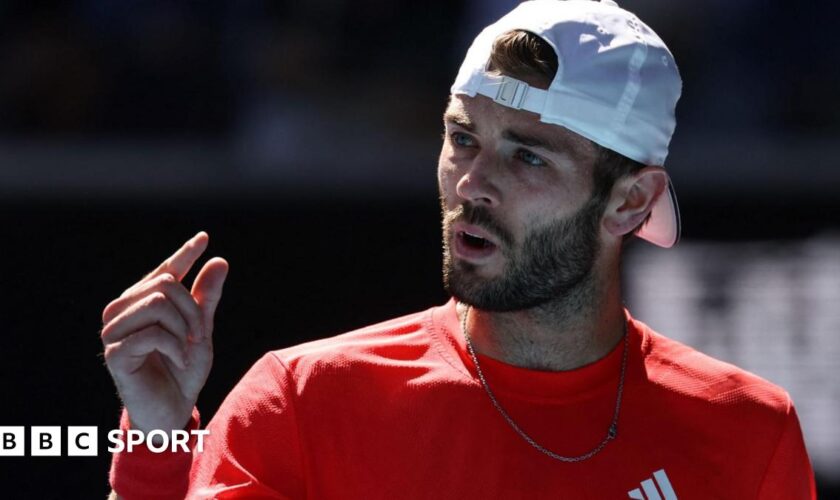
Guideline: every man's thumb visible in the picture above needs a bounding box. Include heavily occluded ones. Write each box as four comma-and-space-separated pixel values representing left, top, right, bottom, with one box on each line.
192, 257, 229, 340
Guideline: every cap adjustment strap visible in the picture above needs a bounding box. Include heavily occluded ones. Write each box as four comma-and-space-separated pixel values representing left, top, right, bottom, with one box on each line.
493, 76, 529, 109
476, 74, 548, 114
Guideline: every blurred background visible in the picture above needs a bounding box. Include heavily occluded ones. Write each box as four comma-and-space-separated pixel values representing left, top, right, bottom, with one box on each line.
0, 0, 837, 497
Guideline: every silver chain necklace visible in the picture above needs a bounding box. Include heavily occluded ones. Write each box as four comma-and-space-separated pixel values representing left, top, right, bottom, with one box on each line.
461, 305, 629, 462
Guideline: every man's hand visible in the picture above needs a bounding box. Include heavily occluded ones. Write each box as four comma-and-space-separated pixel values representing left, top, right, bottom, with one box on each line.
101, 232, 228, 434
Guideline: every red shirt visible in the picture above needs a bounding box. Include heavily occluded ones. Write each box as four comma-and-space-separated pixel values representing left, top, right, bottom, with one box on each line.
111, 300, 816, 499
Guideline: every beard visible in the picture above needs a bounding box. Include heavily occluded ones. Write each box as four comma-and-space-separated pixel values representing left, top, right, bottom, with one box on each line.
441, 194, 606, 312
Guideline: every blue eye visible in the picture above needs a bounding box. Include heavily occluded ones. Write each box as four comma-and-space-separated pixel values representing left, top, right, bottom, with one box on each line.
516, 149, 546, 167
451, 132, 475, 147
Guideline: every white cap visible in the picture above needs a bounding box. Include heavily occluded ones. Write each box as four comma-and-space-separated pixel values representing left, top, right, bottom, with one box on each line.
451, 0, 682, 248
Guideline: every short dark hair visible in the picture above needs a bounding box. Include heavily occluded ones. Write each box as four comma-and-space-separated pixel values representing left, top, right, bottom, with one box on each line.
488, 30, 648, 234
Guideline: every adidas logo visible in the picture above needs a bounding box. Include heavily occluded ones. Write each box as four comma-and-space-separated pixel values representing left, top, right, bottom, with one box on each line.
627, 469, 677, 500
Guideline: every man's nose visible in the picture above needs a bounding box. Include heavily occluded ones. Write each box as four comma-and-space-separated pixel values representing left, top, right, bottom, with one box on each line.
455, 151, 502, 207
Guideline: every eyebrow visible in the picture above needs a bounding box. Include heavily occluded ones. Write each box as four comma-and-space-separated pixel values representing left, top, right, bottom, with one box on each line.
443, 107, 586, 159
503, 130, 558, 152
443, 109, 474, 131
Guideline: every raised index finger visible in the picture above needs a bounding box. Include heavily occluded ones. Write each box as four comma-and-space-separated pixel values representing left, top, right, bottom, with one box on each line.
147, 231, 210, 282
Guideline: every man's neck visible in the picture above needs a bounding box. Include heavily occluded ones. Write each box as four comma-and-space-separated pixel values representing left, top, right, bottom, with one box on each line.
458, 272, 626, 371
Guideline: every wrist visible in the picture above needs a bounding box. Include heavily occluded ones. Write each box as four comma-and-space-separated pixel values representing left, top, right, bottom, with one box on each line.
110, 407, 202, 498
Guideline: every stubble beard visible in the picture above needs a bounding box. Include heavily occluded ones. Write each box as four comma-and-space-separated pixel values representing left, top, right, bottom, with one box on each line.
441, 194, 606, 314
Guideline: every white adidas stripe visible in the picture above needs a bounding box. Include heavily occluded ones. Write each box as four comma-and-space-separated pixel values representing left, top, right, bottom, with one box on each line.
627, 469, 677, 500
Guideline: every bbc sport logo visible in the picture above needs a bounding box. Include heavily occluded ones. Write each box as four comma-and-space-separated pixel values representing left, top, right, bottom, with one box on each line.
0, 426, 209, 457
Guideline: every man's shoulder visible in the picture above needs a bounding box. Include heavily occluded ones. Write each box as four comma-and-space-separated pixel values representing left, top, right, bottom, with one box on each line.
266, 305, 442, 375
638, 321, 792, 416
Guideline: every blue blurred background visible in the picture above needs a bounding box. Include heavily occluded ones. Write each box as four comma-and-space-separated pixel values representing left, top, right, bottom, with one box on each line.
0, 1, 837, 497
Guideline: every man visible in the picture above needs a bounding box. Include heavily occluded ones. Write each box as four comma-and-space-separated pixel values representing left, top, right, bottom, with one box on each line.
103, 1, 816, 498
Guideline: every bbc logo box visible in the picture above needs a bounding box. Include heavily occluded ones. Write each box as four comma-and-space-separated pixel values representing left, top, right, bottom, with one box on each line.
31, 426, 61, 456
0, 426, 24, 456
67, 426, 98, 456
1, 426, 98, 456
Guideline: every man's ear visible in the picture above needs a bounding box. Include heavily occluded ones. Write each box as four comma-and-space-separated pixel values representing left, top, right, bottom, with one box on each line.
602, 166, 668, 237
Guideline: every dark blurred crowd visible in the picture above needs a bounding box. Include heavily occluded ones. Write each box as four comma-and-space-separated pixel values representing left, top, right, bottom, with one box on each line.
0, 0, 467, 138
0, 1, 836, 139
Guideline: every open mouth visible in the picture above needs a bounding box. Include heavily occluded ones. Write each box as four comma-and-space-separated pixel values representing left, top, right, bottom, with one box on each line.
454, 229, 498, 260
460, 231, 494, 249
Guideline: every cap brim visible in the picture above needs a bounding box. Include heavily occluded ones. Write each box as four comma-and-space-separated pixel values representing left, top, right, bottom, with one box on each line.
635, 178, 680, 248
